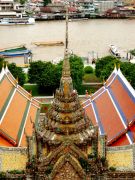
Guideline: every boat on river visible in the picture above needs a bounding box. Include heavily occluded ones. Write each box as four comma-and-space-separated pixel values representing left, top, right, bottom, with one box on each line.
0, 45, 32, 57
109, 45, 134, 62
0, 17, 35, 25
33, 41, 64, 46
109, 45, 121, 58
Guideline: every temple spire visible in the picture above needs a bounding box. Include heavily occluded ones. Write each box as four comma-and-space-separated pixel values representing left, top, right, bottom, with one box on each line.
65, 4, 68, 54
62, 3, 71, 78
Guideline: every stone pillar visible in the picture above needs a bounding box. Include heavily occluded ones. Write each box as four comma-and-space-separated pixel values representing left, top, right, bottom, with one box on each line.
132, 144, 135, 170
92, 126, 98, 157
98, 134, 107, 158
26, 136, 33, 162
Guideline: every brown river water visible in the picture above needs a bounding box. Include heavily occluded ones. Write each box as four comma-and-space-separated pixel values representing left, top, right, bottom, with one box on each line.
0, 19, 135, 65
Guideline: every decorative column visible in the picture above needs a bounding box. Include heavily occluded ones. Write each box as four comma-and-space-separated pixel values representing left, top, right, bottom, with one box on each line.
98, 134, 107, 158
26, 136, 33, 162
92, 126, 98, 157
132, 144, 135, 170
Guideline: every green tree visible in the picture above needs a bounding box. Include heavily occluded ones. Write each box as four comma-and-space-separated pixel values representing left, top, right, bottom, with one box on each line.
28, 61, 45, 84
120, 62, 135, 89
28, 61, 58, 94
95, 55, 135, 89
20, 0, 27, 5
28, 55, 84, 94
84, 66, 93, 74
49, 55, 84, 93
37, 62, 58, 94
95, 56, 120, 78
0, 57, 4, 70
100, 60, 119, 80
8, 63, 26, 86
0, 59, 25, 86
130, 49, 135, 56
43, 0, 51, 6
69, 55, 84, 92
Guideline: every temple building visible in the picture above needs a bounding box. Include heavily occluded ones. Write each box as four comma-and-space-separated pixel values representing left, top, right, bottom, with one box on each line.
83, 66, 135, 147
0, 4, 135, 179
27, 7, 105, 179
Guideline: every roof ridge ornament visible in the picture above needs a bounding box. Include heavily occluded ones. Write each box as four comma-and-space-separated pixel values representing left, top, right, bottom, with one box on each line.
118, 63, 121, 69
16, 77, 19, 83
2, 62, 4, 68
5, 62, 9, 73
1, 62, 5, 72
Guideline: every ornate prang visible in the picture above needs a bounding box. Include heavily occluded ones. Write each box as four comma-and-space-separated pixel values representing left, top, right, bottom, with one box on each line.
27, 3, 107, 179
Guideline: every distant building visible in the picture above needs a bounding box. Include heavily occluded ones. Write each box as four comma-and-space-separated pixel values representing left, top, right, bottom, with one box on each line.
77, 0, 96, 14
0, 0, 14, 11
0, 0, 26, 18
94, 0, 114, 15
105, 7, 125, 18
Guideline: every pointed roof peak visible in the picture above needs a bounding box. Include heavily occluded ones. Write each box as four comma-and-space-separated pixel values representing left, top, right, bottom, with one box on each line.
113, 63, 117, 73
62, 3, 71, 78
5, 62, 9, 73
1, 63, 5, 72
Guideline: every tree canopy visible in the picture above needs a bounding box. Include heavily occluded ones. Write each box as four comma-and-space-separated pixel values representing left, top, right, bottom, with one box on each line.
95, 56, 120, 79
28, 55, 84, 94
95, 55, 135, 89
130, 49, 135, 56
8, 63, 26, 86
28, 61, 58, 94
0, 57, 4, 70
84, 66, 93, 74
43, 0, 51, 6
0, 58, 25, 86
120, 62, 135, 88
69, 55, 84, 92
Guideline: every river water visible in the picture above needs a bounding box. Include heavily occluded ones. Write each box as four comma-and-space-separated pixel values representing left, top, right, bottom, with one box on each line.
0, 19, 135, 65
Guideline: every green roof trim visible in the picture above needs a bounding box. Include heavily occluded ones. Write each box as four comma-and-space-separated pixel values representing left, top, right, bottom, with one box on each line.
17, 100, 31, 145
0, 86, 15, 123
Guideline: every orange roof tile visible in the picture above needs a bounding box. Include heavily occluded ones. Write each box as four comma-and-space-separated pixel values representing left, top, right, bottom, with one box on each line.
84, 104, 97, 125
0, 76, 14, 112
94, 91, 125, 142
110, 77, 135, 124
20, 105, 39, 147
0, 67, 40, 147
1, 91, 28, 142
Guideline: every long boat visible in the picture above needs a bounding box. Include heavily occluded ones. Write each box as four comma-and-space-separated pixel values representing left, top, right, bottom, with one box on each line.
0, 17, 35, 25
69, 18, 89, 22
0, 45, 32, 57
33, 41, 64, 46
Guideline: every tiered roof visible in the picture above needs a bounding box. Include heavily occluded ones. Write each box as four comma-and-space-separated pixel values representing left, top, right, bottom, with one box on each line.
35, 7, 97, 179
37, 6, 95, 146
83, 67, 135, 146
0, 66, 40, 147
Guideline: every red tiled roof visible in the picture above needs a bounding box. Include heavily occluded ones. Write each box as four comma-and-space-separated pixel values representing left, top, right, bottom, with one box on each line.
0, 67, 40, 147
83, 67, 135, 146
68, 7, 77, 12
